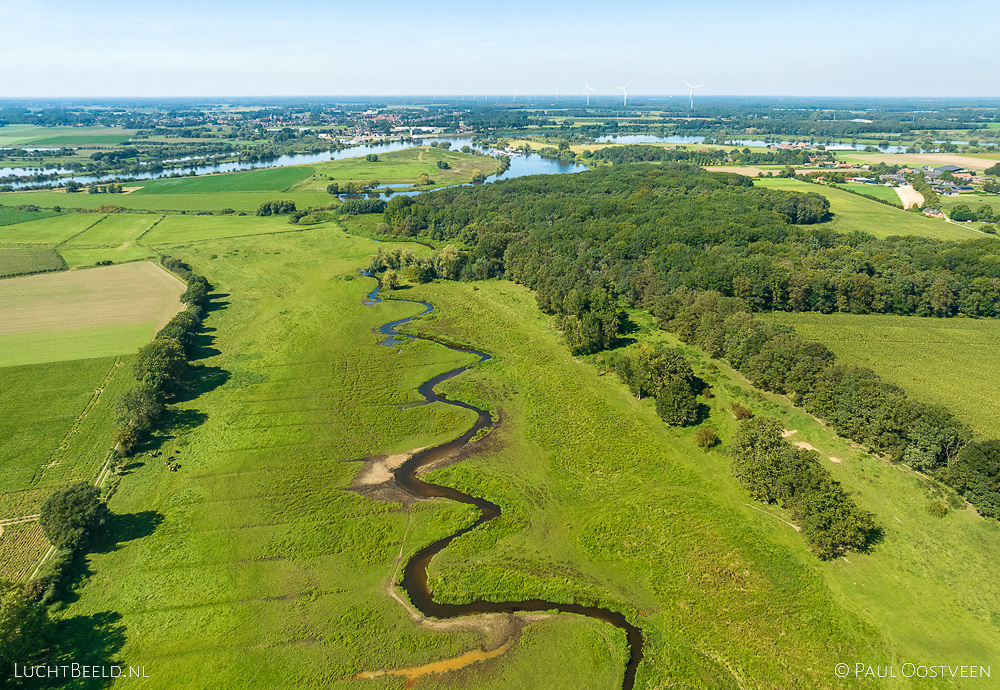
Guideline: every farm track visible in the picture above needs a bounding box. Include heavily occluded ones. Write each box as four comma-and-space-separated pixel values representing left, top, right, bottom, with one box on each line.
361, 275, 643, 689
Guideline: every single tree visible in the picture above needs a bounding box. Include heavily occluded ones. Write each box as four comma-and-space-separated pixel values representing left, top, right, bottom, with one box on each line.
39, 482, 109, 552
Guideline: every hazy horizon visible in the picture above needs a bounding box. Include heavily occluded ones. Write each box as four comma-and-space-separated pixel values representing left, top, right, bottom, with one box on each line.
4, 0, 1000, 99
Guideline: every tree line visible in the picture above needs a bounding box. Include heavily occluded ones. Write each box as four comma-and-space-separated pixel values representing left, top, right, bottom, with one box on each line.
364, 163, 1000, 536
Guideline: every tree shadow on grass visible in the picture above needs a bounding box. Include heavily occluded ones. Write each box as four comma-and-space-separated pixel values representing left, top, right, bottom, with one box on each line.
202, 292, 230, 313
91, 510, 165, 555
37, 611, 128, 689
189, 326, 221, 361
172, 365, 230, 404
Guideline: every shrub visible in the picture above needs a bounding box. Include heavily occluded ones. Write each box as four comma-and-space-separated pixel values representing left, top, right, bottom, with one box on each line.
926, 501, 948, 518
731, 402, 754, 420
694, 427, 719, 448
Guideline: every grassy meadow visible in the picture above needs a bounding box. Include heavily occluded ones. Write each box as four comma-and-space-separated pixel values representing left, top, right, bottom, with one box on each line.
3, 156, 1000, 688
755, 178, 982, 240
0, 125, 136, 147
0, 246, 64, 278
0, 213, 103, 243
762, 312, 1000, 438
51, 226, 627, 688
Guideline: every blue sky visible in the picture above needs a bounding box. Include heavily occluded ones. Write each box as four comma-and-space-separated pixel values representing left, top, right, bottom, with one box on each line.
4, 0, 999, 98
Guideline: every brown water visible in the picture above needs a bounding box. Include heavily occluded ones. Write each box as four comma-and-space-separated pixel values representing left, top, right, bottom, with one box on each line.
362, 274, 643, 688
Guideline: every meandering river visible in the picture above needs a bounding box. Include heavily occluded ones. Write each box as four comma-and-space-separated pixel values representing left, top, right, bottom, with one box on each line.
362, 275, 643, 689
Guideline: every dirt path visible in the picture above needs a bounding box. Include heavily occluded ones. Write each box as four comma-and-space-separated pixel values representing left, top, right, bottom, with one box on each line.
895, 185, 924, 209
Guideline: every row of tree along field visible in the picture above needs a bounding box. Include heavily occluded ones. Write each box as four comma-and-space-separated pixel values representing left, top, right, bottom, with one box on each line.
361, 163, 1000, 550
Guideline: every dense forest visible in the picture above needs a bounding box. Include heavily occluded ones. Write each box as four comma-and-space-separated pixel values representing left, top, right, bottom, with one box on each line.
378, 165, 1000, 321
368, 164, 1000, 533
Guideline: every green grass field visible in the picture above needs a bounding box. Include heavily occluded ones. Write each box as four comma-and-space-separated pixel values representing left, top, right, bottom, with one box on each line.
0, 322, 158, 368
1, 190, 335, 213
289, 146, 501, 193
761, 312, 1000, 438
58, 243, 156, 269
5, 157, 1000, 688
0, 213, 103, 243
837, 182, 903, 206
0, 125, 135, 147
64, 213, 161, 244
0, 246, 64, 278
0, 207, 61, 226
0, 356, 126, 508
133, 166, 314, 195
756, 178, 983, 240
141, 214, 318, 245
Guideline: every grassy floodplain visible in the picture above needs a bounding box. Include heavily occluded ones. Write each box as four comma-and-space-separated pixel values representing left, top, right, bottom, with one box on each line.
0, 146, 500, 213
4, 156, 1000, 688
761, 312, 1000, 439
48, 226, 629, 688
755, 178, 983, 240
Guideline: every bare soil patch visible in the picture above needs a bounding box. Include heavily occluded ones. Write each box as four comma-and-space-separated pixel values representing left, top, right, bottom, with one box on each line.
895, 185, 925, 209
0, 261, 185, 336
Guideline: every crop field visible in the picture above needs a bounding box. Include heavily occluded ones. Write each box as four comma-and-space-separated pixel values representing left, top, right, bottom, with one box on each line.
762, 312, 1000, 438
58, 243, 156, 269
836, 151, 1000, 171
837, 182, 903, 206
0, 124, 136, 147
0, 212, 103, 243
0, 521, 49, 581
0, 261, 184, 366
141, 214, 318, 245
1, 189, 335, 213
755, 178, 982, 240
0, 246, 64, 278
132, 166, 314, 195
0, 207, 60, 226
0, 356, 125, 512
64, 213, 161, 244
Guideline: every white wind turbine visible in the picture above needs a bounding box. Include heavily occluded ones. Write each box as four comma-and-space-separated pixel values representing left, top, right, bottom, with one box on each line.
618, 81, 631, 107
583, 81, 595, 106
684, 80, 703, 110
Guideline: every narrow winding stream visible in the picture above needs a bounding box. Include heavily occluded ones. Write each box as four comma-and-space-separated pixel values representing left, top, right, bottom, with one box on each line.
362, 275, 643, 689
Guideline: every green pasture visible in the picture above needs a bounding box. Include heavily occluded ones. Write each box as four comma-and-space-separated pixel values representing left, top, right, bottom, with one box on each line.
0, 213, 103, 243
1, 189, 333, 213
405, 279, 1000, 685
0, 125, 135, 147
0, 246, 64, 278
0, 322, 158, 368
133, 166, 314, 195
756, 178, 982, 240
56, 227, 552, 687
0, 355, 127, 512
0, 207, 61, 226
141, 214, 317, 245
65, 213, 161, 245
58, 243, 156, 269
837, 182, 903, 206
762, 312, 1000, 439
290, 146, 501, 192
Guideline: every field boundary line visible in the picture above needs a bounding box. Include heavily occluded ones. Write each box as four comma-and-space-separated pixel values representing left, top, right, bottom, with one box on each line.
32, 355, 124, 486
134, 214, 166, 243
56, 214, 109, 247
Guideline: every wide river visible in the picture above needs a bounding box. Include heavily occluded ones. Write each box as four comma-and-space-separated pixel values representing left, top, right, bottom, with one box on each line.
0, 137, 583, 190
